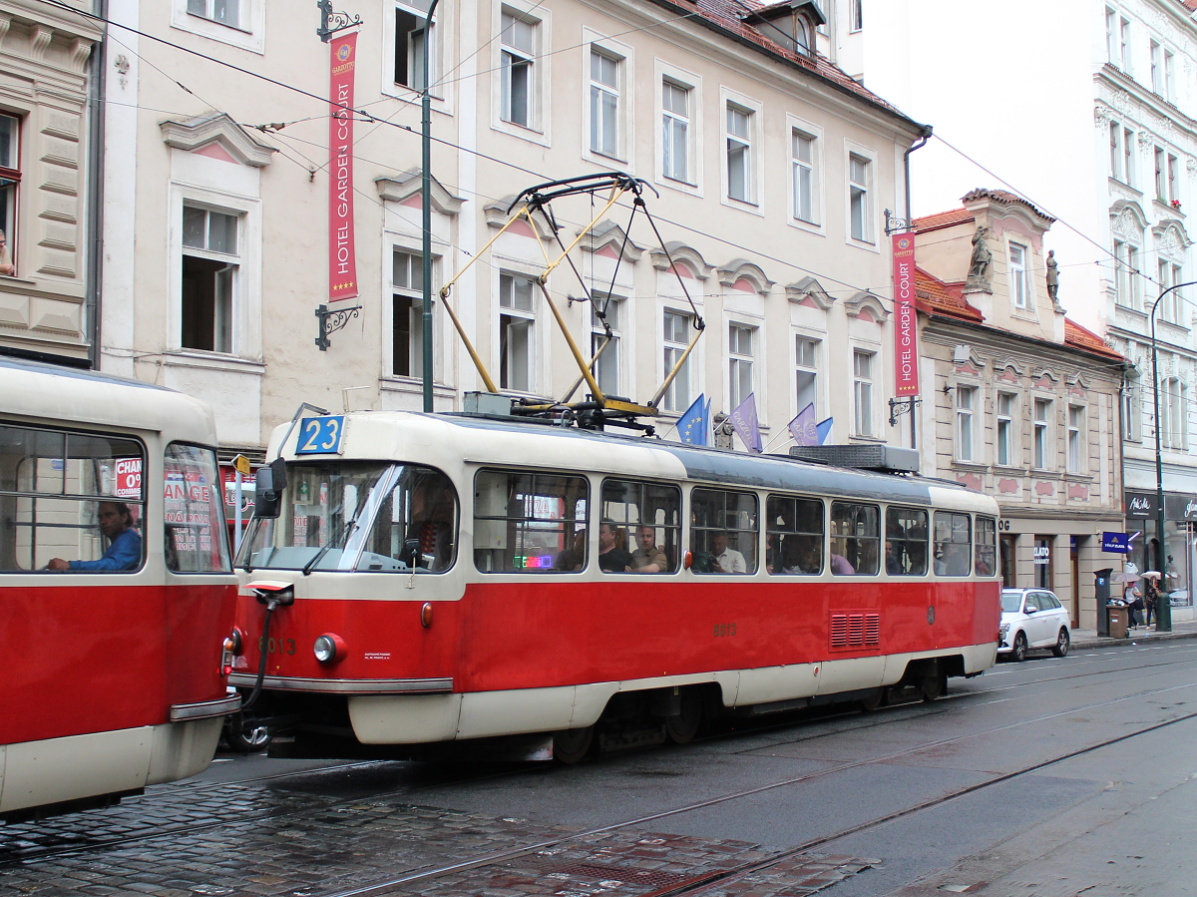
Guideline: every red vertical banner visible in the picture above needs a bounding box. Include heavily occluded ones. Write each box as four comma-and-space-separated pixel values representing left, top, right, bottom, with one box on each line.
328, 32, 359, 301
891, 232, 919, 396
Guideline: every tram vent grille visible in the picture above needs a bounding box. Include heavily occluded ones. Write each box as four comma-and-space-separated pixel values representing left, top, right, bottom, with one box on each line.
829, 612, 881, 651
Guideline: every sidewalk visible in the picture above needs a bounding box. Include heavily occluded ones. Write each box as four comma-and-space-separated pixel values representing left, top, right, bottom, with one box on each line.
1069, 614, 1197, 650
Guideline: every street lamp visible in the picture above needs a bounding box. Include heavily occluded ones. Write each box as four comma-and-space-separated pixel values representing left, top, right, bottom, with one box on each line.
1149, 279, 1197, 632
421, 0, 441, 413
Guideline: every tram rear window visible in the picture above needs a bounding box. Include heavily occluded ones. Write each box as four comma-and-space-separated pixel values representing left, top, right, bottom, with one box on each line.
474, 469, 588, 573
0, 424, 145, 573
885, 507, 928, 576
830, 501, 880, 575
934, 511, 972, 576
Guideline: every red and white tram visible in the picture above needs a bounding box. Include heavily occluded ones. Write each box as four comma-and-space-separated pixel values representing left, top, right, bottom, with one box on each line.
230, 408, 1000, 761
0, 357, 239, 821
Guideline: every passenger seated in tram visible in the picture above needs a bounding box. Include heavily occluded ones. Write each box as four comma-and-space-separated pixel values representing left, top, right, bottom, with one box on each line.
781, 536, 821, 575
629, 525, 669, 573
829, 538, 855, 575
554, 530, 585, 571
709, 530, 747, 574
47, 501, 142, 572
598, 520, 634, 572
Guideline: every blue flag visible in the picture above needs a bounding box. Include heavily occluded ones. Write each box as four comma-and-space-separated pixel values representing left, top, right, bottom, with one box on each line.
678, 393, 709, 446
816, 416, 834, 445
788, 403, 817, 446
730, 392, 763, 453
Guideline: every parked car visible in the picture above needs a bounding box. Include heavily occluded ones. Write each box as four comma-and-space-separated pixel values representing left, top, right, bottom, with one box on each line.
999, 588, 1071, 661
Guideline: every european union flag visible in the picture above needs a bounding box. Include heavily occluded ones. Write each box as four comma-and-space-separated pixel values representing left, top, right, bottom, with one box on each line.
678, 393, 709, 446
816, 416, 834, 445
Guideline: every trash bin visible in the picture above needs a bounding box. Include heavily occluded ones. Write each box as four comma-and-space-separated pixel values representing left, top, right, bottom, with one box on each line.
1095, 569, 1112, 637
1108, 605, 1128, 639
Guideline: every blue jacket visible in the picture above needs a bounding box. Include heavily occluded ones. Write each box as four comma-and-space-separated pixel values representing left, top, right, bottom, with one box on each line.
69, 528, 142, 572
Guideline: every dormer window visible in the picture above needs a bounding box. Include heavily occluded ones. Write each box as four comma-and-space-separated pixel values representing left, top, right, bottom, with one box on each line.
745, 0, 826, 58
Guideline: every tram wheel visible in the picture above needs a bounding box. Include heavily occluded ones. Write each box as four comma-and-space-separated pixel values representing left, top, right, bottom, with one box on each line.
664, 690, 703, 744
552, 726, 595, 764
919, 667, 947, 702
225, 713, 272, 753
860, 688, 889, 712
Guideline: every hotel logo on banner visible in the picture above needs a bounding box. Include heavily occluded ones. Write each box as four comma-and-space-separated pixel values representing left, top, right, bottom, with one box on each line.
891, 232, 919, 395
328, 32, 359, 301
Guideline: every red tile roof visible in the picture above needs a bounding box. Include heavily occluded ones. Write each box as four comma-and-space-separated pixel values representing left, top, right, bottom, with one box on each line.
912, 207, 975, 233
1066, 319, 1124, 361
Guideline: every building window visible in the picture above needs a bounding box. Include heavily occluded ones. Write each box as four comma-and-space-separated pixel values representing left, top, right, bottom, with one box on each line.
187, 0, 240, 27
1119, 16, 1131, 69
1009, 242, 1030, 309
1157, 261, 1185, 322
1108, 121, 1120, 179
1067, 405, 1084, 473
1167, 153, 1178, 204
1154, 146, 1166, 200
849, 154, 871, 242
956, 386, 975, 461
1109, 123, 1134, 184
1123, 127, 1134, 185
662, 309, 692, 412
0, 113, 19, 274
393, 0, 434, 90
662, 79, 690, 183
590, 294, 621, 397
1106, 7, 1117, 64
1122, 383, 1138, 441
849, 0, 863, 32
726, 104, 753, 203
589, 49, 620, 158
181, 205, 239, 353
1114, 239, 1140, 308
1164, 48, 1175, 101
500, 11, 536, 128
392, 250, 426, 378
853, 349, 874, 437
1033, 398, 1052, 469
795, 336, 818, 418
728, 324, 754, 409
499, 272, 536, 392
996, 392, 1015, 466
1163, 377, 1185, 450
792, 129, 817, 223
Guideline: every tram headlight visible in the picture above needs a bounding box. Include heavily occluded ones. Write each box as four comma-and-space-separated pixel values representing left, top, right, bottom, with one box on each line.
313, 633, 347, 664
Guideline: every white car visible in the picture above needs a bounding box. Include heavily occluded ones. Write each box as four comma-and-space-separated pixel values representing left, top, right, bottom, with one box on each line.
999, 588, 1071, 661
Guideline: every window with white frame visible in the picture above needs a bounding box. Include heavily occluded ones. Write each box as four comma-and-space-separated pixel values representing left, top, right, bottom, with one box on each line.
1067, 404, 1084, 473
1163, 377, 1186, 450
726, 104, 753, 203
1150, 39, 1163, 94
662, 309, 692, 412
1154, 146, 1166, 199
795, 336, 818, 417
499, 272, 536, 392
181, 204, 240, 353
849, 0, 863, 32
590, 293, 621, 397
187, 0, 240, 27
1009, 242, 1030, 309
393, 0, 434, 90
853, 349, 874, 437
1119, 15, 1131, 69
0, 113, 19, 275
1158, 260, 1184, 323
1164, 48, 1175, 101
1122, 383, 1138, 441
956, 386, 976, 461
1108, 121, 1120, 179
662, 79, 691, 183
849, 154, 871, 242
1106, 7, 1117, 64
1167, 153, 1178, 204
1114, 239, 1140, 308
1123, 127, 1134, 185
1109, 123, 1134, 183
589, 48, 620, 158
728, 324, 755, 409
996, 392, 1015, 466
392, 249, 426, 378
792, 129, 817, 223
1033, 398, 1052, 469
500, 11, 536, 128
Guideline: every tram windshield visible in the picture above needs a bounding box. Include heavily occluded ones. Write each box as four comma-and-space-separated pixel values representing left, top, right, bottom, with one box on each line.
238, 461, 457, 573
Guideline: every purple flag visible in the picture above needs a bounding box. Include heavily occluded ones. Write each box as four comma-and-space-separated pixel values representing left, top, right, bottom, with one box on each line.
788, 403, 817, 446
730, 392, 763, 453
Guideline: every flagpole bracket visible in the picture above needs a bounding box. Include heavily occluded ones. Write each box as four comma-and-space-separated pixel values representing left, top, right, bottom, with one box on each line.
884, 209, 914, 236
888, 395, 921, 427
315, 303, 362, 350
317, 1, 362, 42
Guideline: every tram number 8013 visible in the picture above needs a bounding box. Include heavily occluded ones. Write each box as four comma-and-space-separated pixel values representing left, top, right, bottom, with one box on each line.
713, 623, 737, 638
259, 637, 298, 656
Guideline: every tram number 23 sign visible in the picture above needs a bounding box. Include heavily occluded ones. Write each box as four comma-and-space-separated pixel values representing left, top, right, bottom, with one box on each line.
296, 416, 346, 455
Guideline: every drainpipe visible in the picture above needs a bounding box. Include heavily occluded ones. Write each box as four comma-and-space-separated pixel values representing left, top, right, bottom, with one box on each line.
85, 0, 108, 371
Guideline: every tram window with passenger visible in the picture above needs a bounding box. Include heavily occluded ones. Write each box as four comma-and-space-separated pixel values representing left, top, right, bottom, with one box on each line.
474, 469, 588, 572
601, 479, 681, 574
691, 487, 757, 574
885, 506, 929, 575
830, 501, 880, 575
974, 516, 997, 575
0, 424, 145, 572
934, 511, 972, 576
766, 494, 824, 575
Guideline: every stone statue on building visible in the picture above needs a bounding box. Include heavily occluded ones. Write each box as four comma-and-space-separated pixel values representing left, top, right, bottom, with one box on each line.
1046, 249, 1064, 310
965, 225, 992, 291
712, 412, 735, 450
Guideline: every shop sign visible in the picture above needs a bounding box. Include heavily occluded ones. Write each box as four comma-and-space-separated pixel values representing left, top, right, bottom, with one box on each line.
1033, 544, 1051, 565
1102, 532, 1129, 553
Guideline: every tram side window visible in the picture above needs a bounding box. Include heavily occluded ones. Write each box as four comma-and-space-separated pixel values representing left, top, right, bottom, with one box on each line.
0, 424, 145, 573
164, 443, 233, 573
934, 511, 972, 576
601, 479, 681, 574
885, 507, 928, 575
691, 488, 757, 574
474, 469, 588, 573
766, 494, 824, 575
357, 466, 458, 573
830, 501, 880, 575
974, 515, 997, 576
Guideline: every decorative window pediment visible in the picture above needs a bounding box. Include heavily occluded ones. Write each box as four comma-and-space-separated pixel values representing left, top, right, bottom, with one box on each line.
577, 220, 644, 263
716, 259, 774, 296
649, 241, 712, 280
843, 290, 888, 322
483, 196, 555, 241
785, 276, 835, 309
376, 169, 465, 216
160, 112, 275, 168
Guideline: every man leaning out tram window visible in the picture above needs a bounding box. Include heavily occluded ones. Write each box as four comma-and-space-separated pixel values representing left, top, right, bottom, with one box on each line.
47, 501, 142, 572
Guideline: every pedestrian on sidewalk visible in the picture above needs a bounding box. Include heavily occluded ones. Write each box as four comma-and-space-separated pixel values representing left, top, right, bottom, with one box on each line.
1144, 576, 1161, 628
1126, 582, 1143, 629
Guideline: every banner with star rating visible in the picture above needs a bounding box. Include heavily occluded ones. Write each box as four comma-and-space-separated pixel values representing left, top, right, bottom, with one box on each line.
328, 32, 359, 301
